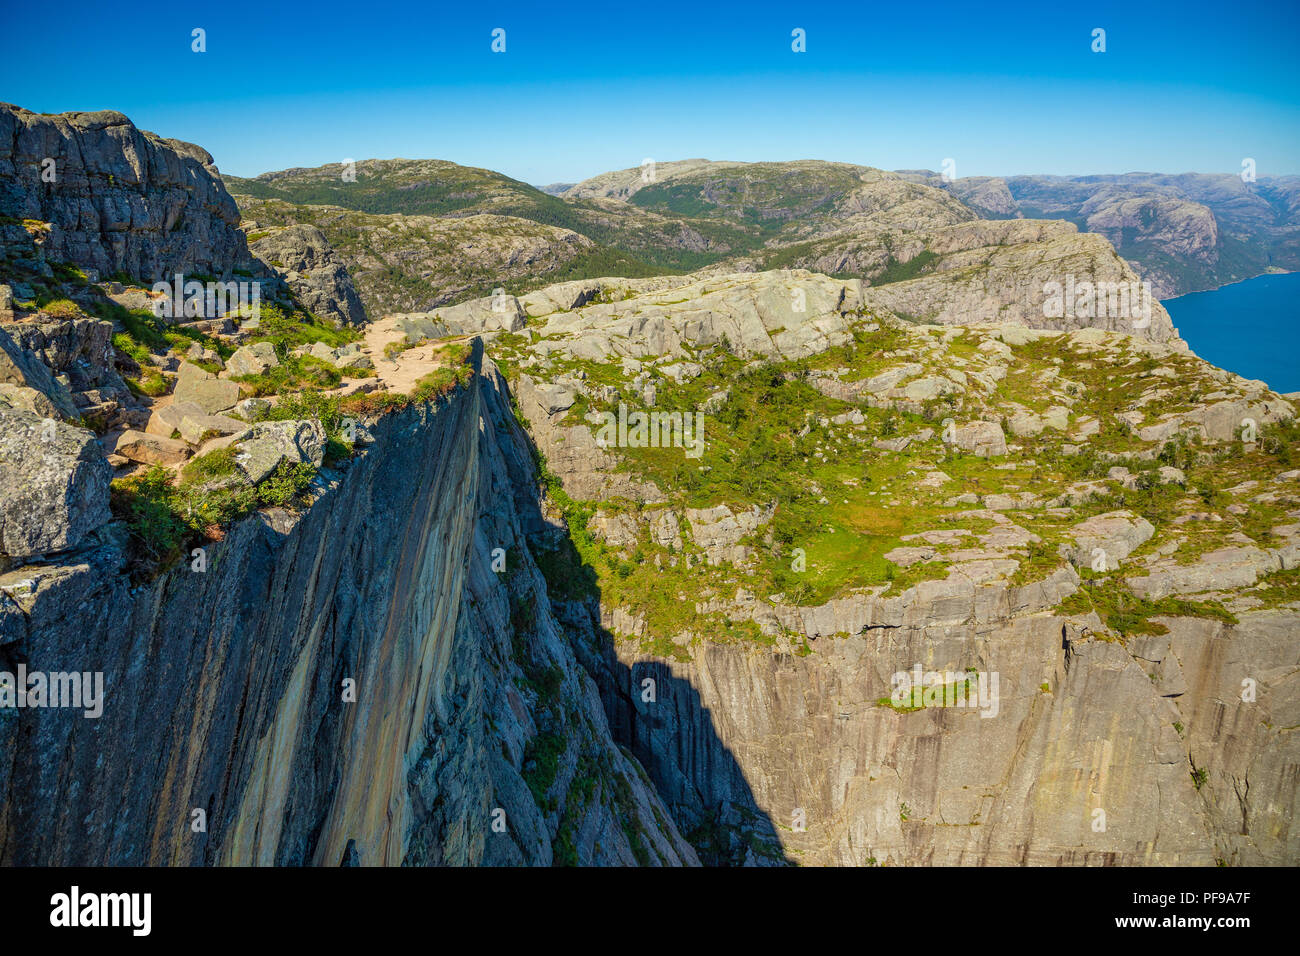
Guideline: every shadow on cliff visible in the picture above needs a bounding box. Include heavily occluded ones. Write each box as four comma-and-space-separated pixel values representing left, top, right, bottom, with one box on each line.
589, 642, 794, 867
501, 407, 792, 866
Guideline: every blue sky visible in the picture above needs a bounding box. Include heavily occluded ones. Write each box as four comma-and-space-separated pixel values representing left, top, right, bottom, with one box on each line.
3, 0, 1298, 184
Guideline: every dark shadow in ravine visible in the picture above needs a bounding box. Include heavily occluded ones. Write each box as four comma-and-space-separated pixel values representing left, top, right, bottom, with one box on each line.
498, 383, 792, 867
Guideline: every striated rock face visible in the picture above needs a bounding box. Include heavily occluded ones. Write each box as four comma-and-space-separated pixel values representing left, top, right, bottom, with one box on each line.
247, 224, 366, 326
0, 347, 696, 866
0, 104, 248, 282
586, 609, 1296, 865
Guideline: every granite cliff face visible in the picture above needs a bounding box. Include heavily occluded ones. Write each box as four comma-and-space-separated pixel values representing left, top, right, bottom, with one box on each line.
0, 104, 246, 283
0, 104, 365, 326
247, 224, 367, 326
0, 344, 696, 866
493, 272, 1298, 866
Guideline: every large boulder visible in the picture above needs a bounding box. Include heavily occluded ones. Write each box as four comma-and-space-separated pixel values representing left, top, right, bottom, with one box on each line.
172, 361, 240, 413
434, 292, 526, 334
233, 419, 325, 483
0, 407, 111, 559
224, 342, 279, 378
146, 400, 204, 438
952, 420, 1007, 457
111, 429, 192, 465
391, 315, 450, 344
176, 410, 247, 445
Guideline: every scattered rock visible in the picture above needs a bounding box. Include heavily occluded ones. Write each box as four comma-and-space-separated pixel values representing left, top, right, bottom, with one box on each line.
172, 361, 240, 413
111, 429, 193, 465
0, 407, 111, 558
952, 420, 1007, 457
225, 342, 279, 377
233, 419, 325, 483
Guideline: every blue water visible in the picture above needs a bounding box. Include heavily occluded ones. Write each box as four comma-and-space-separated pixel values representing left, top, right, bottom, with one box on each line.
1163, 272, 1300, 394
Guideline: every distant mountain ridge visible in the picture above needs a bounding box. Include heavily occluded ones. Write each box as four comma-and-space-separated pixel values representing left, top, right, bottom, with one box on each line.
228, 158, 1298, 312
897, 168, 1300, 297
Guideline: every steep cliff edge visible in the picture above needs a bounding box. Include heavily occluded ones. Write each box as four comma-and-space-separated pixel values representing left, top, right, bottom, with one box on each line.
2, 104, 1295, 869
492, 276, 1298, 866
0, 104, 247, 282
0, 343, 696, 865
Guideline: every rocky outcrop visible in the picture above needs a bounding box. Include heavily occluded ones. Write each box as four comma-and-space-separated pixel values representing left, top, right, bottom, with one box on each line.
0, 104, 248, 282
857, 226, 1182, 343
0, 407, 111, 560
0, 322, 79, 420
234, 198, 598, 317
247, 224, 366, 326
1002, 173, 1300, 297
233, 420, 324, 482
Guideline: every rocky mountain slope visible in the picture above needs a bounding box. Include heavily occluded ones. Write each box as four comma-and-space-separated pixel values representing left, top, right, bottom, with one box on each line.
484, 271, 1297, 864
225, 159, 756, 274
238, 196, 608, 315
1, 106, 1296, 867
0, 107, 707, 866
900, 169, 1300, 297
224, 157, 1298, 315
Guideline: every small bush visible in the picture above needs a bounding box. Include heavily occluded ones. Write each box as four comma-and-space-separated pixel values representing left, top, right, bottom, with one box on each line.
109, 467, 190, 565
232, 354, 341, 395
125, 369, 170, 397
256, 460, 316, 506
182, 446, 238, 484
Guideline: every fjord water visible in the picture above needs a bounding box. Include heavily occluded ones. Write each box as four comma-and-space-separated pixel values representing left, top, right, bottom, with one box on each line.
1163, 272, 1300, 394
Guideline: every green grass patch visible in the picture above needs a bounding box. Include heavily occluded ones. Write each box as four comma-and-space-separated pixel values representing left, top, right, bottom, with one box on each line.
1058, 580, 1238, 640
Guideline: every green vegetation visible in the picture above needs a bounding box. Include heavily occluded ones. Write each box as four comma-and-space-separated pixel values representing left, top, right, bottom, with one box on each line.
873, 249, 938, 285
1059, 580, 1238, 640
877, 676, 973, 713
1246, 566, 1300, 610
124, 367, 170, 397
521, 731, 566, 812
484, 302, 1300, 658
411, 364, 474, 402
181, 446, 238, 484
231, 354, 341, 395
109, 455, 320, 575
247, 302, 359, 353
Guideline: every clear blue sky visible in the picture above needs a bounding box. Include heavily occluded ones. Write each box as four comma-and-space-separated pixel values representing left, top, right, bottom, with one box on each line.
3, 0, 1298, 184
